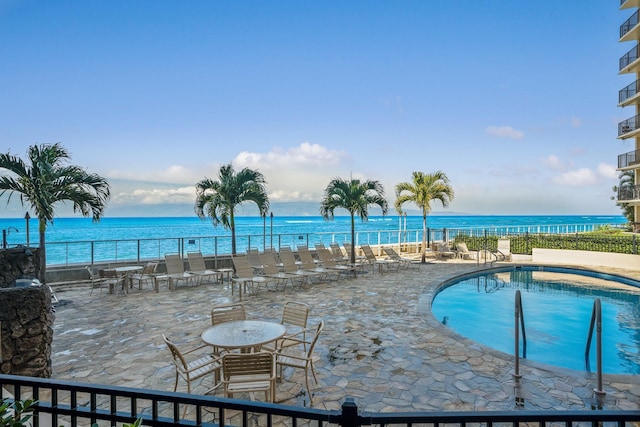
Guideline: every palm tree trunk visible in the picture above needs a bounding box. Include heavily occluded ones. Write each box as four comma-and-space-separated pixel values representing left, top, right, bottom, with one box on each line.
350, 213, 356, 264
230, 213, 236, 255
38, 218, 46, 283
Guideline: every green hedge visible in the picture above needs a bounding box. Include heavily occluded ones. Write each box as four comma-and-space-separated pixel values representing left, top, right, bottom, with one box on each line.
452, 233, 638, 255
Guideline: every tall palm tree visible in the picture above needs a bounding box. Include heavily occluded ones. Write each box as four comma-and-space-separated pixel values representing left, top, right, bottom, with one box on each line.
0, 143, 111, 282
395, 171, 454, 263
320, 177, 388, 264
194, 164, 269, 255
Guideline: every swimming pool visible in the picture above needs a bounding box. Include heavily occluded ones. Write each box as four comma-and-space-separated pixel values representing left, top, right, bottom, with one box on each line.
431, 266, 640, 375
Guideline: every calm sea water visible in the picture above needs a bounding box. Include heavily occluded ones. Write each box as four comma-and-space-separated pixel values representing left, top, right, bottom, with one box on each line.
0, 215, 627, 243
0, 215, 627, 265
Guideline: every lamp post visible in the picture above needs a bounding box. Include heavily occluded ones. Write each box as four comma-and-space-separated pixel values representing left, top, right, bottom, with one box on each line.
262, 213, 266, 251
403, 212, 407, 249
270, 212, 274, 249
25, 212, 31, 247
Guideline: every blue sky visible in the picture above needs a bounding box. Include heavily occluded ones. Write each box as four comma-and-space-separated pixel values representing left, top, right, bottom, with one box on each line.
0, 1, 631, 217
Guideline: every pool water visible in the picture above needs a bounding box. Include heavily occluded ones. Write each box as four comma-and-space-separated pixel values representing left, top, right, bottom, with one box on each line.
431, 266, 640, 374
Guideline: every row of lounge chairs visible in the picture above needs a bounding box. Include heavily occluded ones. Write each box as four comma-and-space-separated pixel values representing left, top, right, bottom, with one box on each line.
89, 243, 424, 296
231, 243, 422, 298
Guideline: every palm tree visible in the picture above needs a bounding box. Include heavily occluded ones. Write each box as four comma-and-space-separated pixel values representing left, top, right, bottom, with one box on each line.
194, 164, 269, 255
0, 143, 111, 282
394, 171, 454, 263
320, 177, 388, 264
612, 169, 635, 227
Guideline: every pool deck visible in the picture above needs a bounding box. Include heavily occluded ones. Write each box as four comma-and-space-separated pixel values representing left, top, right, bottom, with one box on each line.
49, 258, 640, 412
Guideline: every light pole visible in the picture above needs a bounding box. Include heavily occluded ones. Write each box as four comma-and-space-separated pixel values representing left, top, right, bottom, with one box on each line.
25, 212, 31, 247
403, 212, 407, 249
262, 213, 266, 251
269, 212, 274, 249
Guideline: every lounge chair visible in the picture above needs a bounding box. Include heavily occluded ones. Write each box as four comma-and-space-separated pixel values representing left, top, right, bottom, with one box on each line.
296, 246, 337, 281
278, 247, 321, 286
382, 247, 420, 268
435, 243, 456, 260
454, 242, 474, 260
342, 242, 366, 263
316, 247, 358, 278
231, 254, 267, 298
246, 248, 264, 273
329, 242, 349, 264
164, 253, 196, 290
361, 244, 399, 273
187, 251, 222, 284
259, 251, 299, 291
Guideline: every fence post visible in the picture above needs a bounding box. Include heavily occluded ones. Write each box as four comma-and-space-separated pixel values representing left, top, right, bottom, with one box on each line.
340, 397, 361, 427
634, 234, 637, 255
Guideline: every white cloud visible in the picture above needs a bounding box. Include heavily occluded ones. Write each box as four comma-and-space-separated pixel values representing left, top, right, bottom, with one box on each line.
234, 142, 347, 169
552, 168, 597, 186
233, 142, 351, 202
597, 163, 618, 179
485, 126, 524, 139
104, 142, 354, 205
111, 186, 196, 205
541, 155, 565, 171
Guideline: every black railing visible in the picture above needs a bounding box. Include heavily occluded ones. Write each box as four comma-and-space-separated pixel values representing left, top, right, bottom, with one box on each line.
618, 114, 640, 136
618, 148, 640, 168
619, 44, 640, 71
35, 223, 610, 267
619, 184, 640, 202
620, 9, 639, 38
619, 79, 639, 103
2, 374, 639, 427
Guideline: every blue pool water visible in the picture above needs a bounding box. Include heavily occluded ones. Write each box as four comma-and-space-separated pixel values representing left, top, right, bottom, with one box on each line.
431, 266, 640, 375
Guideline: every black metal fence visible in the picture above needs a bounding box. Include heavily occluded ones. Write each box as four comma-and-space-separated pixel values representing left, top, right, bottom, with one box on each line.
2, 374, 639, 427
43, 222, 618, 267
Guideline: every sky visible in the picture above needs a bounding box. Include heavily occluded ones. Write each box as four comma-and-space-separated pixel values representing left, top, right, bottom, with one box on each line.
0, 1, 632, 218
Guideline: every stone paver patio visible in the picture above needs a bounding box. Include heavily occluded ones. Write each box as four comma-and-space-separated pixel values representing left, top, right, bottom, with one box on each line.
49, 259, 640, 412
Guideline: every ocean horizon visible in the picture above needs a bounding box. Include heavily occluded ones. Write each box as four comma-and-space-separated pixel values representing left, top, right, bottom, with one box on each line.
0, 214, 628, 244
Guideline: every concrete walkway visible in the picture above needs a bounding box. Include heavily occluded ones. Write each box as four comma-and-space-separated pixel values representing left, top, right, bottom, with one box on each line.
49, 259, 640, 412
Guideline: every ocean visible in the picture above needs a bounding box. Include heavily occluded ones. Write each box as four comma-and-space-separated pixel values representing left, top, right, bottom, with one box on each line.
0, 215, 627, 266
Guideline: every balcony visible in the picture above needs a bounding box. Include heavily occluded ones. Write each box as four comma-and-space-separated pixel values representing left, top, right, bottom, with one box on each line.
620, 10, 640, 42
621, 0, 640, 10
619, 44, 640, 73
618, 114, 640, 138
618, 184, 640, 204
619, 79, 640, 106
619, 149, 640, 169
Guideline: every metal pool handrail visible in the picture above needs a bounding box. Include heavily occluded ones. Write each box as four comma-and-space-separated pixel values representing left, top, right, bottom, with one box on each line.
513, 290, 527, 378
585, 298, 605, 396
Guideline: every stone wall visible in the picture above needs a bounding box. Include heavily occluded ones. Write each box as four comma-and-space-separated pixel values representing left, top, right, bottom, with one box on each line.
0, 247, 53, 378
0, 246, 39, 287
0, 286, 53, 377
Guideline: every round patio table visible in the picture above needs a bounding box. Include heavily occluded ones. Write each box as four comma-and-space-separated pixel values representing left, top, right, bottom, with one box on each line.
201, 320, 286, 352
